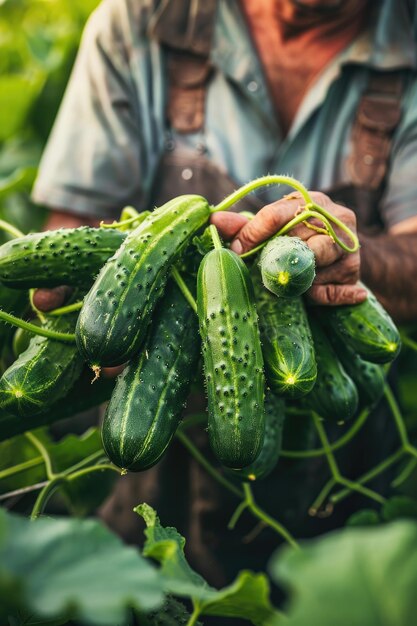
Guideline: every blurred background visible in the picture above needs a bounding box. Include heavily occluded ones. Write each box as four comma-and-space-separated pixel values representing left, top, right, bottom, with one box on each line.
0, 0, 99, 238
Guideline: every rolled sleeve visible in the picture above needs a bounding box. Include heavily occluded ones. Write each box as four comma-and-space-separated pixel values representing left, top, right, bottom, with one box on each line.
32, 0, 151, 218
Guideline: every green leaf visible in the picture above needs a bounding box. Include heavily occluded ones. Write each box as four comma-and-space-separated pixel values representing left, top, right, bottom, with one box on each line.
193, 226, 215, 256
0, 508, 164, 625
135, 504, 281, 626
345, 509, 380, 527
0, 73, 45, 141
0, 428, 105, 494
270, 521, 417, 626
0, 428, 116, 515
0, 166, 37, 199
382, 496, 417, 522
140, 597, 202, 626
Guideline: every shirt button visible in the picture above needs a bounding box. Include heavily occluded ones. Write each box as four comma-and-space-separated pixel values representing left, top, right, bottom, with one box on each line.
181, 168, 193, 181
247, 80, 258, 92
165, 139, 175, 151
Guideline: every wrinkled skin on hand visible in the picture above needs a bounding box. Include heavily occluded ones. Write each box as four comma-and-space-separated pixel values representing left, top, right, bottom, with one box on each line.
211, 191, 366, 307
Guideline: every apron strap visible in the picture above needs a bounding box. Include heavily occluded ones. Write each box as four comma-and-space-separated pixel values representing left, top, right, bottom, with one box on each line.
346, 70, 405, 191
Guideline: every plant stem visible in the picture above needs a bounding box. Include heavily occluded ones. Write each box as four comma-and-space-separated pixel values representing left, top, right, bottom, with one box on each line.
25, 432, 55, 479
392, 457, 417, 488
243, 484, 300, 549
0, 309, 76, 342
209, 224, 223, 250
210, 175, 359, 253
384, 384, 409, 447
309, 477, 336, 516
211, 175, 311, 213
176, 431, 243, 498
0, 455, 44, 481
66, 463, 120, 482
331, 449, 404, 504
171, 266, 197, 314
186, 605, 202, 626
281, 408, 369, 459
0, 219, 24, 239
312, 412, 385, 506
31, 477, 67, 519
47, 300, 83, 316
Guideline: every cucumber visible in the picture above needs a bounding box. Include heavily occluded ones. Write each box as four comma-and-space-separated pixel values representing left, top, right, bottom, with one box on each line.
0, 373, 115, 442
252, 266, 316, 398
197, 247, 265, 469
102, 279, 200, 472
306, 313, 359, 422
321, 286, 401, 363
330, 335, 385, 410
0, 313, 83, 417
231, 391, 285, 482
76, 195, 210, 367
0, 227, 127, 289
259, 236, 315, 297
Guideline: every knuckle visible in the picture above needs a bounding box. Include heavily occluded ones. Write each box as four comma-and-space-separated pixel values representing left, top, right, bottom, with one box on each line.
324, 284, 340, 304
310, 191, 329, 206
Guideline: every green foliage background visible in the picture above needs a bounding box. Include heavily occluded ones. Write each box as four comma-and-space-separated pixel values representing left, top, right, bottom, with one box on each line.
0, 0, 100, 235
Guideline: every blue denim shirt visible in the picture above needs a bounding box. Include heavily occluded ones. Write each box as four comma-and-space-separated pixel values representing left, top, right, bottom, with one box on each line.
32, 0, 417, 228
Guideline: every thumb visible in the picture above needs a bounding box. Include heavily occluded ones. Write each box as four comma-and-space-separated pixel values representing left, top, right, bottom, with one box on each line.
230, 203, 296, 255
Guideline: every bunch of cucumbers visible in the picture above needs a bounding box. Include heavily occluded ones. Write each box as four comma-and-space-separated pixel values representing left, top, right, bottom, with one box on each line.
0, 191, 401, 481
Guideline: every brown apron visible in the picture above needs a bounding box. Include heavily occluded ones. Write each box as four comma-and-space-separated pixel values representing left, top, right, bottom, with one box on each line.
99, 1, 406, 589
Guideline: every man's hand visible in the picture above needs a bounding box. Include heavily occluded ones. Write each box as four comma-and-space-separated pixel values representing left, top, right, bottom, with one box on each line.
32, 210, 99, 312
211, 191, 367, 306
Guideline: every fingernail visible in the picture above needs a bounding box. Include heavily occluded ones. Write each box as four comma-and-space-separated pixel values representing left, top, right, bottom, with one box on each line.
231, 239, 243, 254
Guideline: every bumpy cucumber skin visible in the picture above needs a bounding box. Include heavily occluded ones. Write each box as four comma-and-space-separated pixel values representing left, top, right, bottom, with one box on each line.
321, 287, 401, 364
253, 267, 317, 398
0, 227, 127, 288
330, 335, 385, 410
76, 195, 210, 367
197, 248, 265, 469
102, 280, 200, 472
259, 236, 315, 298
231, 391, 285, 482
0, 313, 83, 417
306, 314, 359, 422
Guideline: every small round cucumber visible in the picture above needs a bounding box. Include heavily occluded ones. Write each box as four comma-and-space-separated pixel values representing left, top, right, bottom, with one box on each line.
259, 236, 315, 297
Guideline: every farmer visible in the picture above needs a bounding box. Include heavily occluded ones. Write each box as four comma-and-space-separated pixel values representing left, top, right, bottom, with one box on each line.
32, 0, 417, 585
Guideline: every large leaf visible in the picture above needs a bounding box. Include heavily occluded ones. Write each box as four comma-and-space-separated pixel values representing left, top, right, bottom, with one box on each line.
271, 521, 417, 626
0, 508, 164, 625
0, 428, 116, 515
0, 73, 45, 141
135, 503, 281, 626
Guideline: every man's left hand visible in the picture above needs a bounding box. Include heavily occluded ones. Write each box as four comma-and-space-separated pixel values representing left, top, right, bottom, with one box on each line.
211, 191, 367, 306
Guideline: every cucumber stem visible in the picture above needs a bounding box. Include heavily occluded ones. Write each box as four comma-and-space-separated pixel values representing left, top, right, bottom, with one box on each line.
209, 224, 223, 250
0, 218, 24, 239
47, 300, 83, 317
0, 308, 76, 343
171, 267, 197, 314
211, 175, 311, 213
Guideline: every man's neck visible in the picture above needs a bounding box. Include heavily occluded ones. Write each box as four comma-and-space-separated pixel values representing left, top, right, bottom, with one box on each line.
241, 0, 371, 135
